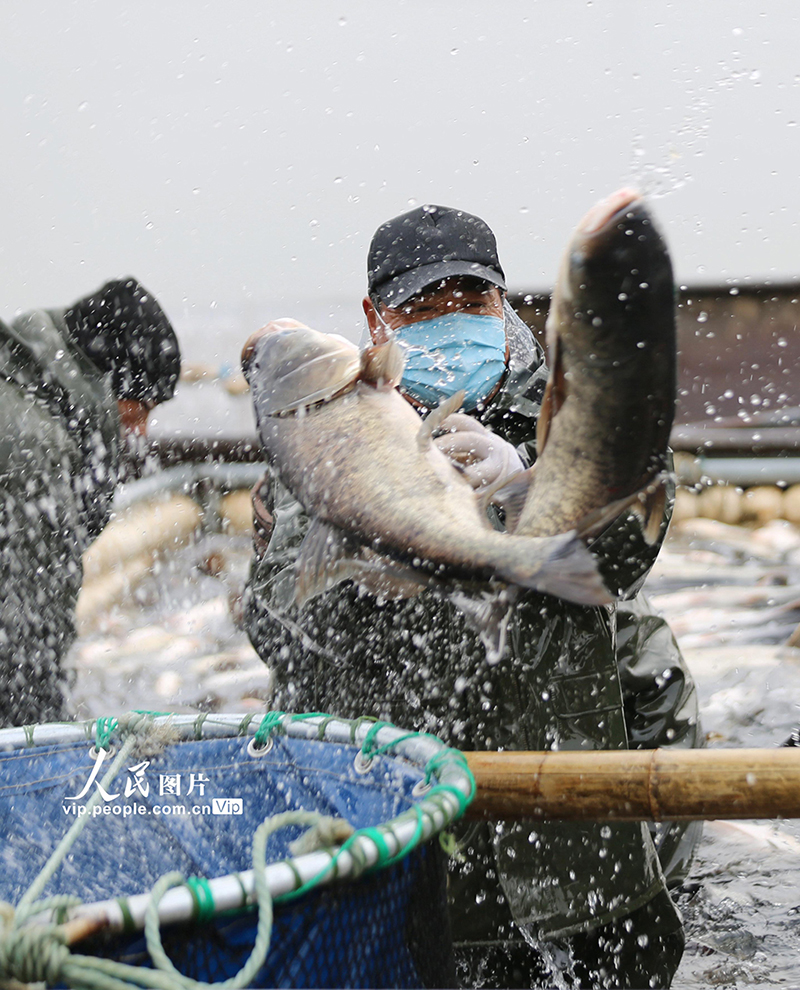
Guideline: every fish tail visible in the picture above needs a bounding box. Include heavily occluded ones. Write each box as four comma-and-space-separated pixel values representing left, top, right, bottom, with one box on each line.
498, 532, 612, 606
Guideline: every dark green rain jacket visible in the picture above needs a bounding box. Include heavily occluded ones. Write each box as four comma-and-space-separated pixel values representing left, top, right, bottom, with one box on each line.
242, 302, 702, 944
0, 308, 119, 727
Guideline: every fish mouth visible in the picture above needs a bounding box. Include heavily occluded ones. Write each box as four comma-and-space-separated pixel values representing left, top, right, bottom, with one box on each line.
577, 187, 642, 236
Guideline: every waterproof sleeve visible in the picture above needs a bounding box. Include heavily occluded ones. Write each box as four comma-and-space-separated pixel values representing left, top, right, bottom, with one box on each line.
1, 309, 120, 545
616, 593, 701, 751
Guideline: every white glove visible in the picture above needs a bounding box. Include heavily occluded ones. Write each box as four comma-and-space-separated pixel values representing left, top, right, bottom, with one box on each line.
433, 413, 525, 493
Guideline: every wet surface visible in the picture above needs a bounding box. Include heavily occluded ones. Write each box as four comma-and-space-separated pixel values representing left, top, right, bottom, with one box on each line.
63, 511, 800, 988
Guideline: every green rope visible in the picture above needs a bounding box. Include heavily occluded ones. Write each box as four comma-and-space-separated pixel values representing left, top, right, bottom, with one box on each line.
141, 810, 325, 989
363, 731, 420, 760
252, 711, 285, 749
381, 808, 425, 868
251, 711, 334, 749
359, 720, 392, 760
185, 878, 216, 924
236, 714, 257, 737
95, 717, 120, 751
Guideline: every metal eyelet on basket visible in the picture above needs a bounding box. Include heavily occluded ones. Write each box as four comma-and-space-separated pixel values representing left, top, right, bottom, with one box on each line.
247, 735, 274, 758
411, 778, 433, 798
353, 750, 374, 775
88, 745, 116, 760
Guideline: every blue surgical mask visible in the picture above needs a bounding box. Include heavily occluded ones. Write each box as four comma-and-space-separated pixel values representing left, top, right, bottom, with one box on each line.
390, 312, 507, 411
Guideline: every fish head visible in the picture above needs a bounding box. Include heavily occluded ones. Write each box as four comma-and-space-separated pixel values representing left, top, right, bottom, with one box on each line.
547, 187, 675, 363
243, 319, 362, 417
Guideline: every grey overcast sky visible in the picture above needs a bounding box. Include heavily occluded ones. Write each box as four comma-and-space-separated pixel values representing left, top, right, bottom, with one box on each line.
1, 1, 798, 348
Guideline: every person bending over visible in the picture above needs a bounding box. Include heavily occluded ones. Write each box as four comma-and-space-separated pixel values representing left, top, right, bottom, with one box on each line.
0, 277, 180, 727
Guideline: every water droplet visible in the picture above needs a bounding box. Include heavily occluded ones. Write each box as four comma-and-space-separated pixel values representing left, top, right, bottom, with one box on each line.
338, 16, 346, 26
192, 187, 200, 196
333, 176, 343, 184
450, 48, 459, 56
78, 101, 88, 112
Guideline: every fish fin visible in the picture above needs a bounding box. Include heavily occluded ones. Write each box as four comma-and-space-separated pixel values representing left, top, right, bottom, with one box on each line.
536, 335, 566, 455
575, 492, 644, 541
451, 589, 515, 665
631, 475, 669, 545
353, 548, 431, 601
537, 379, 554, 452
575, 474, 670, 544
295, 522, 430, 605
294, 520, 364, 605
481, 466, 537, 531
359, 339, 406, 389
416, 390, 466, 451
500, 531, 613, 606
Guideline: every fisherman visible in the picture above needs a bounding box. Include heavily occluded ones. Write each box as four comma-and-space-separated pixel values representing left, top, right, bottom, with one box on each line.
0, 278, 181, 728
243, 204, 701, 989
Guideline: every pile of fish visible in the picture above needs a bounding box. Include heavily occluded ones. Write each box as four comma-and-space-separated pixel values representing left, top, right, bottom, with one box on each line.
647, 516, 800, 652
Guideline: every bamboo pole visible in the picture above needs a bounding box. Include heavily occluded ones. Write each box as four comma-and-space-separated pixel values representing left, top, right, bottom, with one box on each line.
464, 748, 800, 822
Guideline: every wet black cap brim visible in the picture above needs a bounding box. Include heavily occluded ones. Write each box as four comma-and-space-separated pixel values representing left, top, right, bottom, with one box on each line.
375, 260, 507, 309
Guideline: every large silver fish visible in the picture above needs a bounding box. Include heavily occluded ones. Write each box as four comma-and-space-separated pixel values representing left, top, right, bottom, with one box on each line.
509, 188, 677, 542
242, 319, 610, 609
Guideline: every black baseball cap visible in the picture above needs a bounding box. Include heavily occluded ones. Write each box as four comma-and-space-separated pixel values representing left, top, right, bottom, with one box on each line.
367, 204, 506, 308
